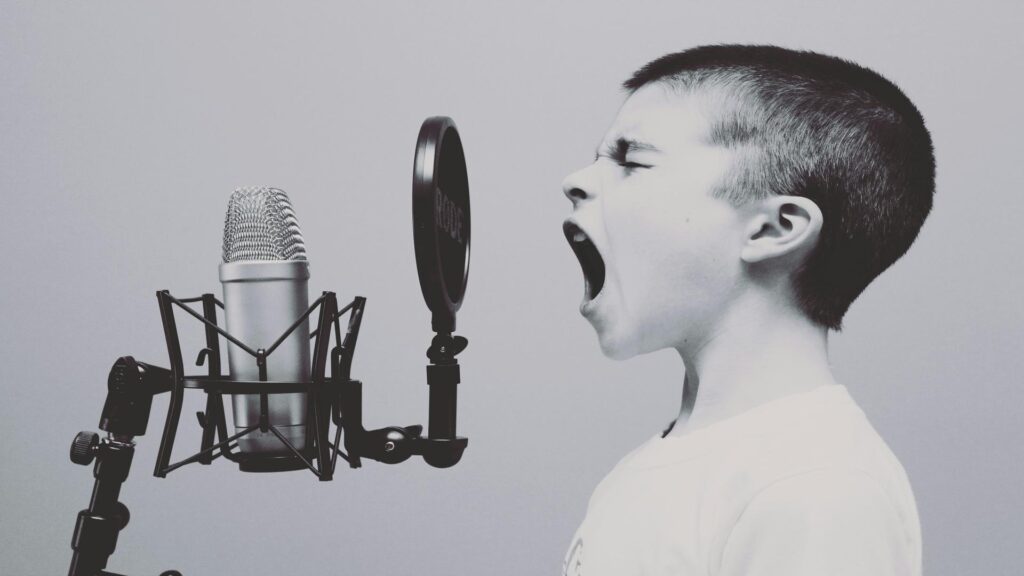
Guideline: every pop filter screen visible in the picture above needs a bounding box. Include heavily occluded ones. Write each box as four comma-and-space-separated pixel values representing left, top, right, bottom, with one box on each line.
412, 116, 470, 333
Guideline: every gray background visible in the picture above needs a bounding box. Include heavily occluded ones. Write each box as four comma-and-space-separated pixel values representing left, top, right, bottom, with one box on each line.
2, 1, 1021, 574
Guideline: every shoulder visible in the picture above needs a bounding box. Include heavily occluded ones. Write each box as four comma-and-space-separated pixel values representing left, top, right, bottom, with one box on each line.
713, 468, 921, 576
734, 468, 911, 537
702, 387, 922, 573
713, 385, 916, 499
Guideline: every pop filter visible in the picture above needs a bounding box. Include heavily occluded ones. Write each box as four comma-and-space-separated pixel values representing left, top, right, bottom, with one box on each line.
413, 116, 470, 334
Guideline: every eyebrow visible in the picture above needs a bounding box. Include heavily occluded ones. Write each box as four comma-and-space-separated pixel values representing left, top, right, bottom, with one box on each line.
594, 137, 661, 161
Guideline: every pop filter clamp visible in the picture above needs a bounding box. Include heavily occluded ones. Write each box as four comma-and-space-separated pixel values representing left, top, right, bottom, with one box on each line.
65, 117, 471, 576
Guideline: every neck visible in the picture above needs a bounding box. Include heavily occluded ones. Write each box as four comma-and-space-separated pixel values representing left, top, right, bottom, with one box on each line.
666, 298, 835, 437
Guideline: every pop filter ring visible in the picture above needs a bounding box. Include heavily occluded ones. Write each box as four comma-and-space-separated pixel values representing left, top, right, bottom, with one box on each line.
413, 116, 470, 334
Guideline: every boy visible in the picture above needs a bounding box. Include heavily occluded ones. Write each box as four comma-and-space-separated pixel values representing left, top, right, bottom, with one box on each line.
561, 45, 933, 575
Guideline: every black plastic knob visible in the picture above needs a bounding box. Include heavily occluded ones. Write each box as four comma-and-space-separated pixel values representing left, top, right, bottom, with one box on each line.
70, 431, 100, 465
111, 501, 131, 530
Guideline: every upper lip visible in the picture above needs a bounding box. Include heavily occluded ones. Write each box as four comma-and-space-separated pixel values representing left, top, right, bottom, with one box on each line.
563, 218, 606, 301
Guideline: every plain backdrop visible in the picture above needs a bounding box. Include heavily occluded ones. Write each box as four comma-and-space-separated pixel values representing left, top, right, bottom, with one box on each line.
2, 2, 1022, 575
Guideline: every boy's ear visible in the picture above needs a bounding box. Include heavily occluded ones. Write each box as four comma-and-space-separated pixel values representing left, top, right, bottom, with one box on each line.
740, 195, 823, 265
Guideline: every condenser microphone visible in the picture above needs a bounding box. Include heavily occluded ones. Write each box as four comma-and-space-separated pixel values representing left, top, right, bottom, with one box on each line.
220, 187, 310, 459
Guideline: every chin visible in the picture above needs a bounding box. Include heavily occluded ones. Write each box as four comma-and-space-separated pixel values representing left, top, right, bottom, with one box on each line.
595, 319, 676, 360
595, 327, 645, 361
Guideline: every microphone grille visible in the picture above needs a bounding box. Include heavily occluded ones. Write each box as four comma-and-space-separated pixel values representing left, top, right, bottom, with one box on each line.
222, 187, 308, 263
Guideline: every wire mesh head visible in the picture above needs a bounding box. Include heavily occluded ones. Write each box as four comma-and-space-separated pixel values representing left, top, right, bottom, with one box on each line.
222, 187, 307, 263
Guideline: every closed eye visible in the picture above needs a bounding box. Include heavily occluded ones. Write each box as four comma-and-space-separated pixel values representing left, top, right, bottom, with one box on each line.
618, 161, 650, 172
592, 154, 649, 171
595, 136, 660, 171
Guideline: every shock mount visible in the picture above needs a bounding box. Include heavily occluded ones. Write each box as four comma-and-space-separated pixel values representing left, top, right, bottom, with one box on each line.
66, 290, 468, 576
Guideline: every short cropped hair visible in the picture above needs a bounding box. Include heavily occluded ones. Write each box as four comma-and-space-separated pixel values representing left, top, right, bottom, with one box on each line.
624, 45, 935, 330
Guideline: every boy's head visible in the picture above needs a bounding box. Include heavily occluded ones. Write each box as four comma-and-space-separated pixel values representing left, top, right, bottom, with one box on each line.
563, 45, 934, 359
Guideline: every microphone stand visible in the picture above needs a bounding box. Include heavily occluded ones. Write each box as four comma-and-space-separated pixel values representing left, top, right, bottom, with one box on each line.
65, 291, 468, 576
67, 357, 178, 576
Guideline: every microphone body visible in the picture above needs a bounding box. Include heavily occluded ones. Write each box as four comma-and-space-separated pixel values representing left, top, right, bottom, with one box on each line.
219, 187, 311, 456
220, 261, 310, 454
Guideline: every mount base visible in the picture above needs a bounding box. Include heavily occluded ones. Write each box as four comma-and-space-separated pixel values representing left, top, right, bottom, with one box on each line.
236, 452, 311, 473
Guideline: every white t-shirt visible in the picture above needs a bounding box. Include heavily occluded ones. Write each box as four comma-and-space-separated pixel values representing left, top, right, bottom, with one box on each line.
563, 384, 921, 576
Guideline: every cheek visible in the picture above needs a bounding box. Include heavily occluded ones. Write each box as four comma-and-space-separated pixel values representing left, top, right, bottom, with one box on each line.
601, 195, 668, 294
616, 198, 741, 307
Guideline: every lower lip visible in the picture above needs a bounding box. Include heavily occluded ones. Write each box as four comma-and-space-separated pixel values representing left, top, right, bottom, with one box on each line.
580, 289, 604, 317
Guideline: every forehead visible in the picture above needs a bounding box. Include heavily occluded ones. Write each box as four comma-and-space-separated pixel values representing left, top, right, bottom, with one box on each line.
604, 83, 713, 151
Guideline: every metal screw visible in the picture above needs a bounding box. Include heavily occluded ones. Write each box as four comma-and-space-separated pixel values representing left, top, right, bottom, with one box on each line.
384, 441, 395, 452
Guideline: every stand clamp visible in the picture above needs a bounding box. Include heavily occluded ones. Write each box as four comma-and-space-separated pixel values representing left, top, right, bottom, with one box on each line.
68, 357, 180, 576
337, 332, 468, 469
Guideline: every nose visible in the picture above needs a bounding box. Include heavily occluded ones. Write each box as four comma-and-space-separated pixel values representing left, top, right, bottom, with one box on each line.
562, 165, 596, 206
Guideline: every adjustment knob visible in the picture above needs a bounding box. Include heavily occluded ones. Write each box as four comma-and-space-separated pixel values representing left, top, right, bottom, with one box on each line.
111, 501, 131, 530
70, 431, 100, 465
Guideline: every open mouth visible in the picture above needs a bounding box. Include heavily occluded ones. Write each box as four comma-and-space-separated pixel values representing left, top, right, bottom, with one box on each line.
563, 220, 606, 301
